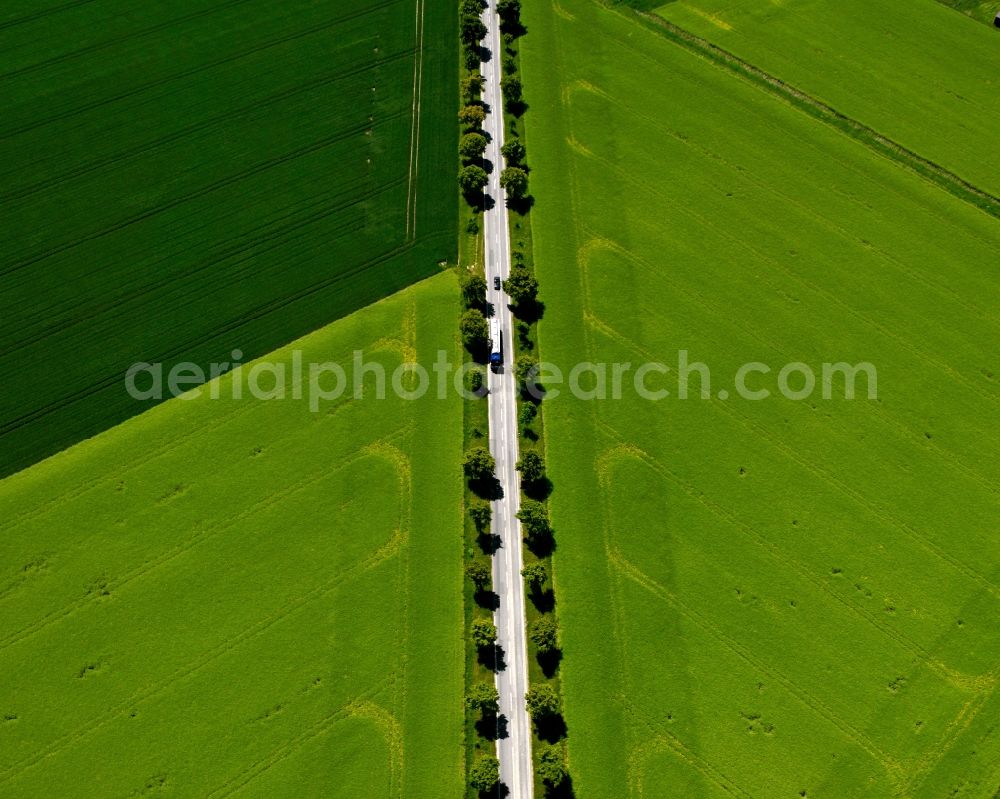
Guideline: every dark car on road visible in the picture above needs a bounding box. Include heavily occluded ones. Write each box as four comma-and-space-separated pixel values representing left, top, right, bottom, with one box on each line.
494, 276, 502, 290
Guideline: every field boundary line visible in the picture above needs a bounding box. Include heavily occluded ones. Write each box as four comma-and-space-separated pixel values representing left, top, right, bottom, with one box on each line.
0, 0, 404, 140
404, 0, 426, 241
565, 76, 997, 324
603, 0, 1000, 223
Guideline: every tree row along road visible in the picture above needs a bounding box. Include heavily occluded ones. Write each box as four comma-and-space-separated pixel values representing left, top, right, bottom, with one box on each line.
480, 0, 535, 796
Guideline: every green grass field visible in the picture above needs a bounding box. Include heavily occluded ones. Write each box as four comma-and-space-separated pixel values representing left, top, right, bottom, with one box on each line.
522, 0, 1000, 796
655, 0, 1000, 197
0, 0, 456, 477
0, 272, 464, 798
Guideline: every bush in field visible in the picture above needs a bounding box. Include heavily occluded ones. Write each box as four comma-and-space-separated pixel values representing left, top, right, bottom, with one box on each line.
525, 684, 560, 719
517, 499, 550, 538
472, 618, 498, 648
529, 616, 559, 654
462, 73, 485, 102
522, 562, 547, 591
460, 271, 488, 309
518, 402, 537, 431
464, 447, 496, 482
502, 138, 527, 166
470, 501, 492, 533
460, 309, 489, 352
503, 263, 538, 306
460, 132, 488, 160
459, 165, 489, 195
466, 681, 500, 715
470, 754, 500, 792
500, 166, 529, 199
466, 560, 492, 589
516, 450, 545, 484
459, 104, 487, 129
538, 744, 568, 787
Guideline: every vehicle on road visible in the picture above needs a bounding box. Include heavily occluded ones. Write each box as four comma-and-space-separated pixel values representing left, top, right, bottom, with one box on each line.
494, 276, 502, 290
489, 316, 503, 371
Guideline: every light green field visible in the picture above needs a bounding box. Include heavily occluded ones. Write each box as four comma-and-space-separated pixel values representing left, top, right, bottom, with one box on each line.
655, 0, 1000, 197
0, 272, 463, 798
522, 0, 1000, 796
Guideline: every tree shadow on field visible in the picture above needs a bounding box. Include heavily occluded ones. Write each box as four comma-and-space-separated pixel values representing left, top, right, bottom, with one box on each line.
506, 193, 535, 215
475, 589, 500, 611
523, 476, 553, 501
545, 775, 576, 799
534, 712, 568, 744
480, 644, 507, 672
537, 648, 562, 679
511, 296, 544, 324
470, 475, 503, 501
476, 712, 508, 741
529, 586, 555, 613
525, 528, 555, 558
478, 532, 502, 555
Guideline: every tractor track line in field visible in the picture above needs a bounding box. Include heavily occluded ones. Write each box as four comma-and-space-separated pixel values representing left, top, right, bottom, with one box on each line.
0, 434, 409, 655
0, 176, 386, 357
0, 0, 402, 140
0, 237, 413, 442
0, 0, 103, 33
608, 1, 1000, 222
0, 112, 408, 280
0, 528, 407, 786
0, 49, 413, 205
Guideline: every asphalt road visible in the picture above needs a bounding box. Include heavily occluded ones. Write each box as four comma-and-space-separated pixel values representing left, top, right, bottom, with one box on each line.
480, 1, 535, 796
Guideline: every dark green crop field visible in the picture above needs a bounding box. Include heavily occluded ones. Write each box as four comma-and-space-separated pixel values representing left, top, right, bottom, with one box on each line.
0, 0, 456, 477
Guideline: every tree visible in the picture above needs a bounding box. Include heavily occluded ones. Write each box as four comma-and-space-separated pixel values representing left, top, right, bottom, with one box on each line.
497, 0, 521, 24
460, 132, 488, 161
465, 560, 491, 589
466, 366, 485, 395
464, 447, 496, 482
463, 45, 481, 71
461, 0, 486, 17
518, 402, 537, 431
459, 104, 486, 129
499, 166, 529, 200
501, 138, 526, 166
522, 562, 547, 591
469, 754, 500, 793
461, 73, 485, 102
529, 616, 559, 654
459, 271, 487, 309
525, 684, 560, 719
514, 355, 540, 396
458, 165, 489, 195
537, 744, 568, 787
502, 263, 538, 306
502, 76, 522, 105
470, 501, 492, 533
460, 308, 489, 351
516, 450, 545, 484
471, 618, 497, 649
517, 499, 549, 538
466, 681, 500, 715
461, 15, 487, 47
